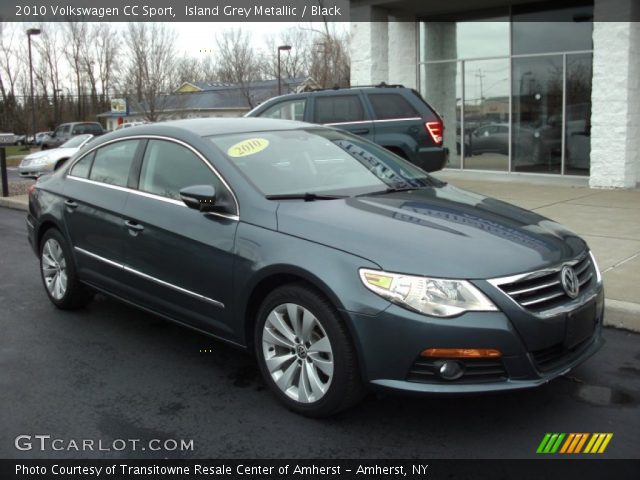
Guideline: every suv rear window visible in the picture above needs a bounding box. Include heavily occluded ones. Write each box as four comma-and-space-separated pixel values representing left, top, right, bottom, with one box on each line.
314, 95, 364, 124
368, 93, 420, 120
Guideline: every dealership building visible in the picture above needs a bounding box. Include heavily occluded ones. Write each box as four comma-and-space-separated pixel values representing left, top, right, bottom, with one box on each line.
350, 0, 640, 188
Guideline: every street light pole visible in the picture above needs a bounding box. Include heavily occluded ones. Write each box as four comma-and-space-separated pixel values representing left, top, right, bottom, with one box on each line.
26, 28, 41, 144
277, 45, 292, 96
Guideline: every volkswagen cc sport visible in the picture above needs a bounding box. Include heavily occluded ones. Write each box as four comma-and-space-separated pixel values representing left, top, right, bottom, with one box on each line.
27, 118, 604, 417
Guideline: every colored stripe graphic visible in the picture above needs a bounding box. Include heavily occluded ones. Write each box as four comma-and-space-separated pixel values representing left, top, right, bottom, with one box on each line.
574, 433, 589, 453
584, 433, 613, 454
559, 433, 575, 453
537, 433, 565, 454
536, 433, 552, 453
538, 433, 613, 454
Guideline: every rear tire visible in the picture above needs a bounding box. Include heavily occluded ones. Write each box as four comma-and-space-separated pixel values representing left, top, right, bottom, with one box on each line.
255, 283, 366, 417
39, 229, 93, 309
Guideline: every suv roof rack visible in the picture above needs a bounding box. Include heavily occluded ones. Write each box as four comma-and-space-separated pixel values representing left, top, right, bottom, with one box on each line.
309, 82, 406, 92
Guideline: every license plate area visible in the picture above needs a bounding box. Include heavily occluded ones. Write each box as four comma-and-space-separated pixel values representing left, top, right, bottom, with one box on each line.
564, 301, 597, 349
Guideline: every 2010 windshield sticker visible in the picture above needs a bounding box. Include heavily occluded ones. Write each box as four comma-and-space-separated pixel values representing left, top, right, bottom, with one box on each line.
227, 138, 270, 157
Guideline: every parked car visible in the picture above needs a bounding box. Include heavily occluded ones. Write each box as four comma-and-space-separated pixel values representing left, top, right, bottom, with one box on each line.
27, 118, 603, 417
34, 131, 53, 145
14, 134, 27, 146
246, 84, 448, 172
114, 121, 148, 131
19, 134, 94, 178
42, 122, 104, 150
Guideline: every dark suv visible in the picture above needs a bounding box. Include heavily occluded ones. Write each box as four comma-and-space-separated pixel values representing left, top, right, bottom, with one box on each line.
42, 122, 104, 150
246, 84, 447, 172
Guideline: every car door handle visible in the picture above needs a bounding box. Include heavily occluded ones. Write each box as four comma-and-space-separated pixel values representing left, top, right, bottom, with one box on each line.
124, 220, 144, 234
64, 199, 78, 210
351, 128, 369, 135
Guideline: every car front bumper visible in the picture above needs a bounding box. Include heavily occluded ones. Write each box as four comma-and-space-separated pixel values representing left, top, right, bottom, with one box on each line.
346, 285, 604, 395
18, 164, 53, 178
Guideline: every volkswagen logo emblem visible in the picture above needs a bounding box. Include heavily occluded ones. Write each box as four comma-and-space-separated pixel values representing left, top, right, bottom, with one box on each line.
561, 265, 580, 298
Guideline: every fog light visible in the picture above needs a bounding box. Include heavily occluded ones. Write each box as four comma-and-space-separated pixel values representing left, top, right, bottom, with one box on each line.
421, 348, 502, 358
438, 360, 465, 380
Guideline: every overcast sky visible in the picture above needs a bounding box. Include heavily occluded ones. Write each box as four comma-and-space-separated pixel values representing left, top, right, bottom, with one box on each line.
172, 22, 337, 57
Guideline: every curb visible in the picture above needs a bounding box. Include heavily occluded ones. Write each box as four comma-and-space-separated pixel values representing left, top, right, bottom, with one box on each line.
0, 197, 28, 212
604, 299, 640, 333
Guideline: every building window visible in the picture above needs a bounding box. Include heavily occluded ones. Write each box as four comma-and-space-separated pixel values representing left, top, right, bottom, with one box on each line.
512, 4, 594, 55
418, 3, 593, 176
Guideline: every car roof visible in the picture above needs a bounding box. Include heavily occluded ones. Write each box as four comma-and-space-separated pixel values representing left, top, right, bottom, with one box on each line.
139, 117, 311, 136
273, 86, 411, 98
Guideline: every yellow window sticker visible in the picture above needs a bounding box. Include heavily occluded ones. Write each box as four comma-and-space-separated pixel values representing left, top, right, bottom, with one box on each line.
227, 138, 270, 157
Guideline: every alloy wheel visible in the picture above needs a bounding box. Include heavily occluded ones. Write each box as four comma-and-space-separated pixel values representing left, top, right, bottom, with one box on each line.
41, 238, 68, 300
261, 303, 334, 403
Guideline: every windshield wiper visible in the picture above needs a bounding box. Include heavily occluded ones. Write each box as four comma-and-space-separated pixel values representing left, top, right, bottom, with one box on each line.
357, 178, 447, 197
357, 186, 421, 196
265, 193, 348, 201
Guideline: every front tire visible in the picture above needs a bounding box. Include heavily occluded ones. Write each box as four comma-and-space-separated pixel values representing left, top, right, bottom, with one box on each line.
39, 229, 93, 309
255, 284, 365, 417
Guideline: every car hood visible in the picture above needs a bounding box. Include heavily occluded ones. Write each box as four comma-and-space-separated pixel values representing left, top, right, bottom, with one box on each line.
275, 184, 586, 279
24, 147, 78, 161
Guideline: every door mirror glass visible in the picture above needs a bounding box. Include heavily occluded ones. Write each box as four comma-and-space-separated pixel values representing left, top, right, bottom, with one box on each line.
180, 185, 217, 212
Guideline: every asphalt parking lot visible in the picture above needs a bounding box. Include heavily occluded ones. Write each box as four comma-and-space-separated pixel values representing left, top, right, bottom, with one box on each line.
1, 207, 639, 459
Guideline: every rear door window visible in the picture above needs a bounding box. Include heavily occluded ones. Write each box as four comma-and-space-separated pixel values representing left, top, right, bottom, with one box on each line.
368, 93, 420, 120
260, 99, 306, 121
89, 140, 141, 187
314, 95, 365, 124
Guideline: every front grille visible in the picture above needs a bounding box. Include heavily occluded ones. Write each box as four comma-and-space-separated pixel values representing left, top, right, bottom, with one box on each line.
494, 254, 594, 312
407, 357, 507, 384
531, 337, 594, 372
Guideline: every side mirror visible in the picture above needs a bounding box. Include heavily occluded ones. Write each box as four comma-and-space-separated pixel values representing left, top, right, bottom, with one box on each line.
180, 185, 219, 213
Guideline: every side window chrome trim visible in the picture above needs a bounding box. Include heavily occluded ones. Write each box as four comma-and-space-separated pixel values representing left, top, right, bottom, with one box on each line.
74, 246, 225, 309
324, 117, 422, 126
370, 117, 423, 123
66, 134, 241, 219
67, 176, 239, 222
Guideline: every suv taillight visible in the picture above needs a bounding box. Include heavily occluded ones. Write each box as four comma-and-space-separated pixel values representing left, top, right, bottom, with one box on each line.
425, 120, 444, 146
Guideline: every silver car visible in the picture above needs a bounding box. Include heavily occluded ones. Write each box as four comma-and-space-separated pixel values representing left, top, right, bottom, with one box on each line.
19, 134, 94, 178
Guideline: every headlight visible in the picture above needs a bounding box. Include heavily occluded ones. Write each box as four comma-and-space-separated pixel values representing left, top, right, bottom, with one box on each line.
30, 156, 52, 166
359, 268, 498, 318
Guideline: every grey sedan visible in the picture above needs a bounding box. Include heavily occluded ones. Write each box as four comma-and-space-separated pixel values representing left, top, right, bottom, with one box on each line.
27, 118, 604, 417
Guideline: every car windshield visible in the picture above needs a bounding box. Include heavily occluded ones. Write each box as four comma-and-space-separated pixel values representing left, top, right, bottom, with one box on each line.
208, 129, 437, 197
61, 134, 92, 148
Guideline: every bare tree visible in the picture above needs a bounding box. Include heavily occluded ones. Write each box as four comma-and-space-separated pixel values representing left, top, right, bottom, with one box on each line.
300, 2, 351, 88
307, 28, 350, 88
96, 24, 120, 107
0, 23, 28, 132
36, 27, 65, 125
262, 28, 312, 82
175, 57, 206, 86
64, 22, 88, 119
124, 23, 177, 121
216, 29, 263, 108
